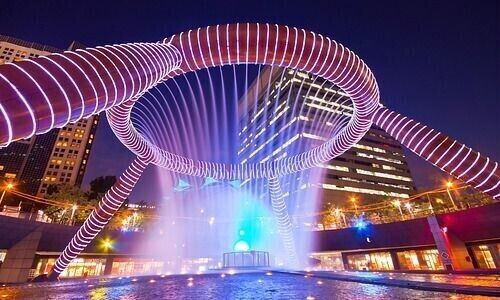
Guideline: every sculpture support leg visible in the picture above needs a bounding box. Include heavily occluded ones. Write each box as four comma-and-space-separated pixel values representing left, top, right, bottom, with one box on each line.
49, 157, 149, 279
373, 106, 500, 199
268, 177, 299, 267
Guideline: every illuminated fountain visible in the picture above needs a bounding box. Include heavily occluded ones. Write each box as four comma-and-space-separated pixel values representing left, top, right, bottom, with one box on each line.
0, 23, 497, 280
131, 64, 341, 270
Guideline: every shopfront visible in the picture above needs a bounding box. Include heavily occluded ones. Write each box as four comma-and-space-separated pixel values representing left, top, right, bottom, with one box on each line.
0, 250, 6, 263
110, 258, 164, 276
310, 252, 344, 271
346, 251, 394, 271
396, 249, 444, 271
34, 257, 107, 278
470, 243, 499, 269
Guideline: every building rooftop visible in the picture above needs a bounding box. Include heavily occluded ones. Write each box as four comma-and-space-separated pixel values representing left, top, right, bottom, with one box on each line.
0, 34, 61, 53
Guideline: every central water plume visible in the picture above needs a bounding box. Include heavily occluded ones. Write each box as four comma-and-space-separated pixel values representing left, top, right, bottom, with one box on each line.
130, 63, 354, 270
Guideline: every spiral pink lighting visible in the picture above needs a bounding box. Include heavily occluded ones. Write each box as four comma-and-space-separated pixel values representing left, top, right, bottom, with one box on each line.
50, 157, 150, 277
108, 23, 381, 179
373, 106, 500, 199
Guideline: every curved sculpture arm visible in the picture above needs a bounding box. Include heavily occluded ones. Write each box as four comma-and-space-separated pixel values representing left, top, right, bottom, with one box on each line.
0, 42, 181, 146
49, 156, 150, 279
373, 106, 499, 199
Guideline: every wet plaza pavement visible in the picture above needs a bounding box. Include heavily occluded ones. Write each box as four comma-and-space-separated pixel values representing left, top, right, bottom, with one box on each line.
0, 272, 498, 299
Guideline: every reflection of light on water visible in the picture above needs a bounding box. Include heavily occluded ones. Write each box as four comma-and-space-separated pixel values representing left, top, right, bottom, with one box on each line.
4, 272, 497, 298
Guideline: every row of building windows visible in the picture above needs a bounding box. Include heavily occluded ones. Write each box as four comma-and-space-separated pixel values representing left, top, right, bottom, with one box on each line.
356, 151, 404, 165
321, 183, 410, 198
355, 169, 412, 182
325, 173, 412, 191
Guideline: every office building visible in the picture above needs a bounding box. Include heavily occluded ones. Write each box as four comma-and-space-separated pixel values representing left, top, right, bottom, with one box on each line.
0, 35, 99, 197
238, 67, 416, 210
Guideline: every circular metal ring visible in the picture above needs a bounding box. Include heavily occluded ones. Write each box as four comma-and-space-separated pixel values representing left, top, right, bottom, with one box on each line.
107, 23, 380, 180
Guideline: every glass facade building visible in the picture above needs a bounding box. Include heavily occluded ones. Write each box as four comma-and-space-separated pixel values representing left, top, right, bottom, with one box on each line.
238, 67, 416, 214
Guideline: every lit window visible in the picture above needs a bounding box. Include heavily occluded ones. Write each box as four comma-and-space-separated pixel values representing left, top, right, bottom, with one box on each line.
356, 169, 412, 182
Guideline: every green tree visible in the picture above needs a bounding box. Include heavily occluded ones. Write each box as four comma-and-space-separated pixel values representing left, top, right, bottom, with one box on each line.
44, 184, 96, 225
88, 175, 117, 201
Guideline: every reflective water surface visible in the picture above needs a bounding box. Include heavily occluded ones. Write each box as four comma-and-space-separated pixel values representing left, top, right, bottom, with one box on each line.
0, 272, 495, 299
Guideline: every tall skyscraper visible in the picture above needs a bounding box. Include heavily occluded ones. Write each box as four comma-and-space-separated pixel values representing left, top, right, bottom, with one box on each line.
0, 35, 99, 197
238, 67, 416, 211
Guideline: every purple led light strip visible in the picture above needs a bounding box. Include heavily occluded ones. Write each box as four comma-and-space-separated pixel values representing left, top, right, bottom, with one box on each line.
373, 106, 499, 199
108, 23, 380, 180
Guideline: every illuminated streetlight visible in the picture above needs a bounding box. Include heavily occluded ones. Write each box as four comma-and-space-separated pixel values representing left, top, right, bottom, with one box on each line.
132, 211, 138, 228
445, 181, 457, 210
393, 200, 404, 220
405, 202, 414, 218
0, 183, 14, 206
334, 208, 347, 227
350, 197, 358, 215
69, 204, 78, 225
100, 238, 114, 251
337, 209, 347, 227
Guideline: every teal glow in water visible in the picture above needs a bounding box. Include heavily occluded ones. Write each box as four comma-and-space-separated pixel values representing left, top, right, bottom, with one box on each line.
233, 240, 250, 251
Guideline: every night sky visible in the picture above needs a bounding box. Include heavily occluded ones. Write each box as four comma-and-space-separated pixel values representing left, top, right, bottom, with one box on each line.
0, 1, 498, 202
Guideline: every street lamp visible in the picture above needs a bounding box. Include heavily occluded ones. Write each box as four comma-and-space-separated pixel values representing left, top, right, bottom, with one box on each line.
132, 211, 138, 228
350, 197, 358, 215
70, 204, 78, 225
405, 202, 414, 219
100, 237, 114, 251
445, 181, 458, 210
334, 208, 347, 227
0, 183, 14, 207
393, 200, 404, 220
